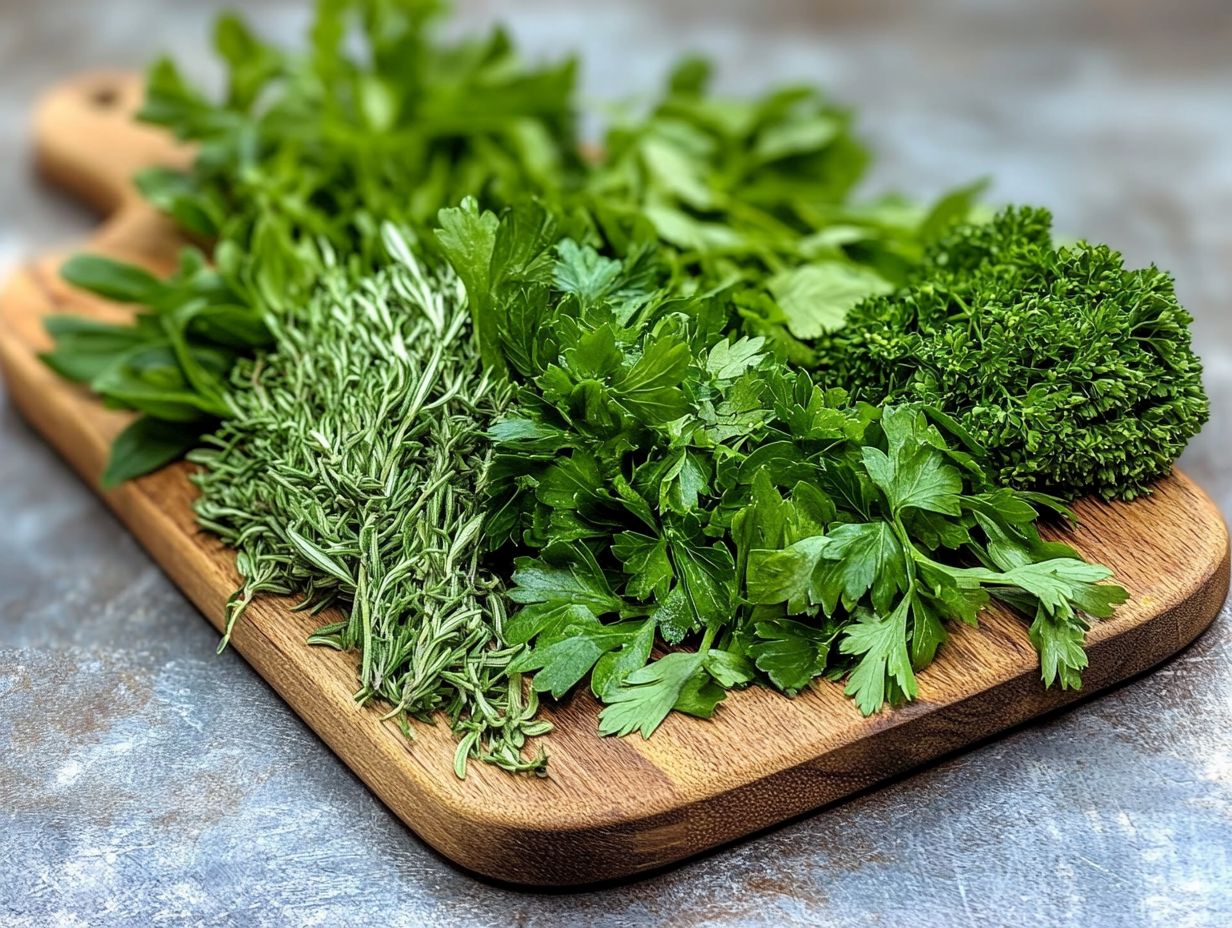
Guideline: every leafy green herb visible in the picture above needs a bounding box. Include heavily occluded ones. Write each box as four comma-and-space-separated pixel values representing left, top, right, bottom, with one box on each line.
579, 59, 983, 359
45, 2, 981, 484
441, 202, 1128, 737
819, 207, 1210, 500
189, 227, 548, 775
101, 416, 201, 488
35, 0, 1205, 764
46, 0, 582, 481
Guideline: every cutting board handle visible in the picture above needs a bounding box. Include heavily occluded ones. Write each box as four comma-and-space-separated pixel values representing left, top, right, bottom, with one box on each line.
33, 71, 191, 216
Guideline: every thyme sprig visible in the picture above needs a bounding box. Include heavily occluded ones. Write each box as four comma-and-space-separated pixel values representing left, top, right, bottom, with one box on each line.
189, 227, 549, 775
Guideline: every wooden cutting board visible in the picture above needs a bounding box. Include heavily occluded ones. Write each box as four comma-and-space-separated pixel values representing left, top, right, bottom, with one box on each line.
2, 73, 1228, 887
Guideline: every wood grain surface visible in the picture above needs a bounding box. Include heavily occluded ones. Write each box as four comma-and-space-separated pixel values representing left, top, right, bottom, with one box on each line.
0, 72, 1227, 887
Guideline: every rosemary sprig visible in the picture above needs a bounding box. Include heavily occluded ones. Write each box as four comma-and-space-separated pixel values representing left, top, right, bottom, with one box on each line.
189, 226, 550, 776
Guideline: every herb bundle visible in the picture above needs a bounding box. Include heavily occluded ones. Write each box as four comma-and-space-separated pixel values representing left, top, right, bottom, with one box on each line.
44, 0, 979, 483
44, 0, 582, 484
578, 57, 984, 360
190, 227, 548, 774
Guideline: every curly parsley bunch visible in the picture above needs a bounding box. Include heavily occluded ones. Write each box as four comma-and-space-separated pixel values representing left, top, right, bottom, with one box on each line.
821, 207, 1209, 500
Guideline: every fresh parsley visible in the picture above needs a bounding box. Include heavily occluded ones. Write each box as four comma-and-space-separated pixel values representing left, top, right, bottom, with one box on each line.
437, 201, 1129, 736
820, 207, 1210, 500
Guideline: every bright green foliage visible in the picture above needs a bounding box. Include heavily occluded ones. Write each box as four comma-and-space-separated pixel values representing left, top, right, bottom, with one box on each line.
35, 0, 1199, 757
580, 58, 983, 360
439, 202, 1127, 736
42, 249, 256, 483
819, 207, 1210, 500
138, 1, 580, 263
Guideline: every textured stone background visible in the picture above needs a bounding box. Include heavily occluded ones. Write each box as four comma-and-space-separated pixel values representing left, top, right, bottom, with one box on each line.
1, 1, 1230, 926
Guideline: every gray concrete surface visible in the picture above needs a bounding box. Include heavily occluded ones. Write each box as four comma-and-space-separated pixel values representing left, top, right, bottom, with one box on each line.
1, 1, 1230, 925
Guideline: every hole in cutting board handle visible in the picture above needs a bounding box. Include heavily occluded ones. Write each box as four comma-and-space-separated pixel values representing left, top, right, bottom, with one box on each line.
89, 85, 119, 109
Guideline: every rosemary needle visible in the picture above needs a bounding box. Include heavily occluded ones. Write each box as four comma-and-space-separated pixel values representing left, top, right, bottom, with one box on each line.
188, 226, 550, 776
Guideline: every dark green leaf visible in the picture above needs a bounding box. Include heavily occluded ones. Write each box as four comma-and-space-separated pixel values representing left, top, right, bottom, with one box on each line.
60, 254, 164, 305
100, 415, 203, 488
748, 619, 833, 695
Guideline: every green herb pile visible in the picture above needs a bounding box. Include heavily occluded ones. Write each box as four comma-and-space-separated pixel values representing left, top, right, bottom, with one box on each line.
43, 0, 977, 485
818, 207, 1210, 499
44, 0, 581, 484
190, 227, 548, 775
39, 0, 1208, 776
437, 202, 1127, 731
576, 57, 985, 359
